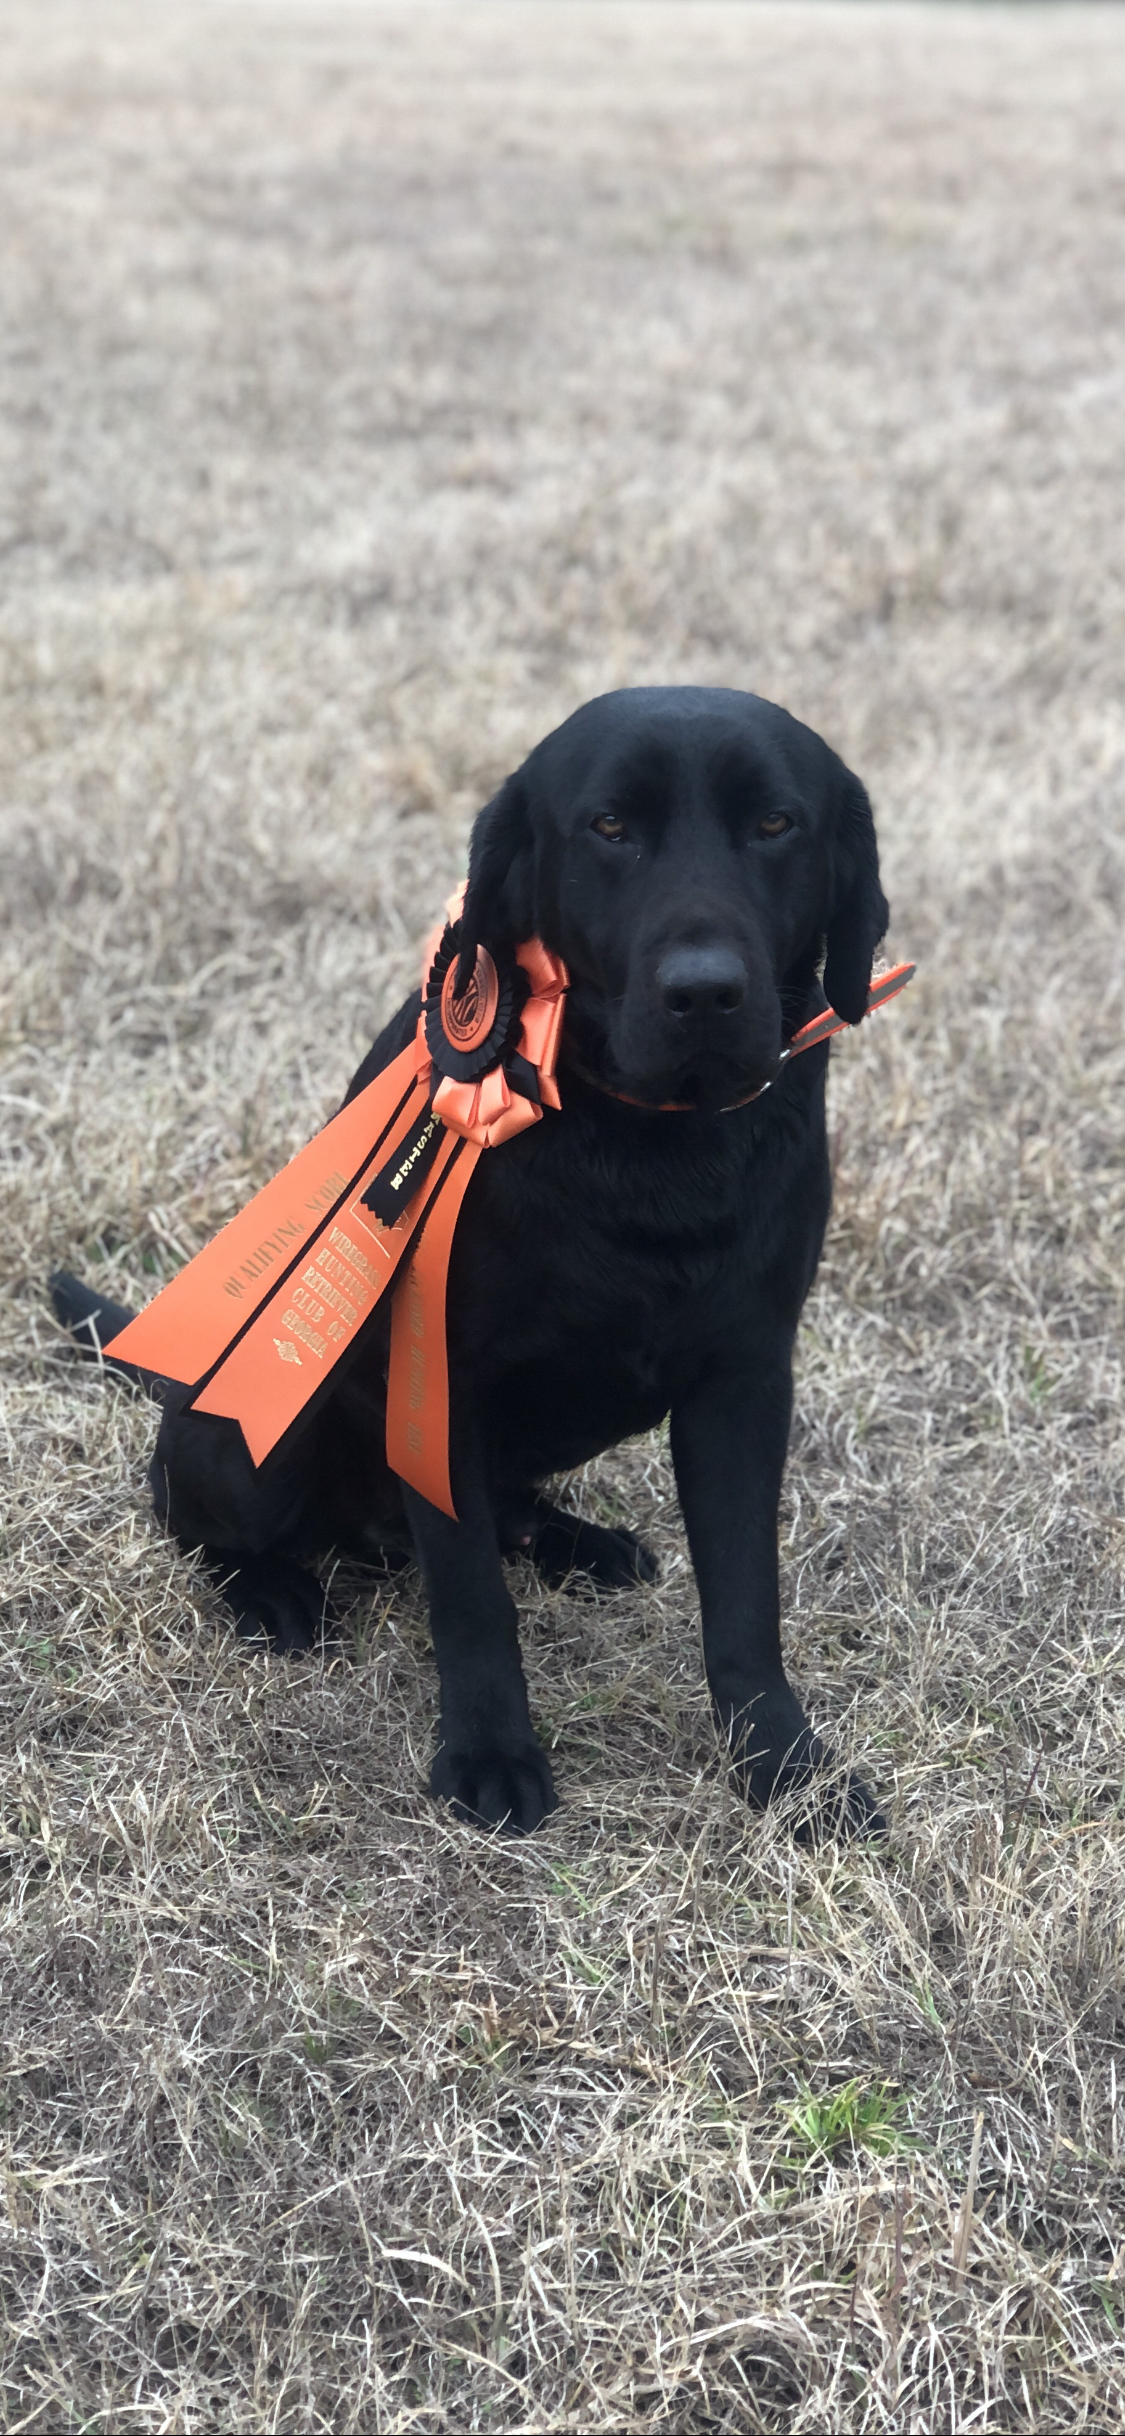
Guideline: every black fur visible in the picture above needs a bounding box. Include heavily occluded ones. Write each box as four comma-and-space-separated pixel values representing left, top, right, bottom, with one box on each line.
53, 686, 891, 1837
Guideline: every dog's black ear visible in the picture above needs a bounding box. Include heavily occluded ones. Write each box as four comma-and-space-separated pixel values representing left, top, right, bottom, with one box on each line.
823, 767, 889, 1025
456, 771, 534, 987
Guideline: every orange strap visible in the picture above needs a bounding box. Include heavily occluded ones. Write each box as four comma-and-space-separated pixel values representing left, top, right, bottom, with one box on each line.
786, 961, 916, 1054
385, 1138, 484, 1518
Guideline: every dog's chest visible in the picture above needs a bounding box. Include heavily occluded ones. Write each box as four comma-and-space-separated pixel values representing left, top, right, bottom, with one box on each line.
447, 1080, 829, 1468
454, 1120, 772, 1415
472, 1243, 692, 1474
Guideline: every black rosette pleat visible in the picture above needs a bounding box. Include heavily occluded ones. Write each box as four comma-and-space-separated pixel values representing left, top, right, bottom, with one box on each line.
424, 925, 529, 1085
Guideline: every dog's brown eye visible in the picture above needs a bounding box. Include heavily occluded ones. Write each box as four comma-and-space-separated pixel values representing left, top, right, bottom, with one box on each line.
592, 814, 628, 843
757, 812, 791, 839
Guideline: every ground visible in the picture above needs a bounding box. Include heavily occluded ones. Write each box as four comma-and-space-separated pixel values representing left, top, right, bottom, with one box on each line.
2, 3, 1125, 2428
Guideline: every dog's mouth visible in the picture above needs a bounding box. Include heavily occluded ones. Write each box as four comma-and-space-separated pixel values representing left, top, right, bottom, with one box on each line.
672, 1072, 751, 1113
561, 984, 784, 1113
565, 1037, 781, 1114
620, 1019, 785, 1113
635, 1057, 781, 1113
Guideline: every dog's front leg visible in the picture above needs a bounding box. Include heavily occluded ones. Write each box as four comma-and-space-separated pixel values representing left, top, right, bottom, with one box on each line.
671, 1349, 884, 1835
402, 1418, 558, 1834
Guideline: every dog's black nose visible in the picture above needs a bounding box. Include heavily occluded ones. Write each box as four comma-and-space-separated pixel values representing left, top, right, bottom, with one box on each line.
657, 946, 747, 1021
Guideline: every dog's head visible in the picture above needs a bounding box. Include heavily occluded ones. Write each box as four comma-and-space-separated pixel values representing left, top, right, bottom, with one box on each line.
459, 686, 889, 1112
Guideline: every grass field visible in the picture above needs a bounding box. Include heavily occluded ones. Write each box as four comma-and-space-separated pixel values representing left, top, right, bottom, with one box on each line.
3, 2, 1125, 2427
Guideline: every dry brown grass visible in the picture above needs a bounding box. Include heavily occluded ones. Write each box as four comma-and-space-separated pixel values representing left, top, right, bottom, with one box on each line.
3, 2, 1125, 2426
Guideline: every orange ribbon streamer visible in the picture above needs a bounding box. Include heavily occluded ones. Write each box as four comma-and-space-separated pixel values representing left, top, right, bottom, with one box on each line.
103, 1039, 429, 1428
104, 901, 569, 1520
385, 1138, 483, 1519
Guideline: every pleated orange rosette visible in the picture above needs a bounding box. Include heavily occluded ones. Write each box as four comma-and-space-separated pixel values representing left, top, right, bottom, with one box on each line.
101, 888, 569, 1523
417, 889, 566, 1146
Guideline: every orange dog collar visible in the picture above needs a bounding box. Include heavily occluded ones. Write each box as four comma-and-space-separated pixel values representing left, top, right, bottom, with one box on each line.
104, 903, 912, 1522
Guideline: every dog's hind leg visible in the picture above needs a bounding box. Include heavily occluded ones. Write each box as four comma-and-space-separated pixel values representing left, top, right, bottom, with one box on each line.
150, 1396, 329, 1656
522, 1499, 658, 1590
202, 1547, 330, 1654
52, 1273, 331, 1652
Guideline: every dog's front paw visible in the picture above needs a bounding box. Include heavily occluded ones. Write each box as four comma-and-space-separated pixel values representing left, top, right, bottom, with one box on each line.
809, 1768, 887, 1843
775, 1753, 887, 1846
431, 1739, 559, 1834
723, 1685, 886, 1844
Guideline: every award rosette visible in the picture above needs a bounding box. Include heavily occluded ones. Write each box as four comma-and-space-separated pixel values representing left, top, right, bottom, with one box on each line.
104, 892, 568, 1520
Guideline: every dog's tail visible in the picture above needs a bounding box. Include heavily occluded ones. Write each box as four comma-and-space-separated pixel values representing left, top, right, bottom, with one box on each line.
48, 1270, 169, 1398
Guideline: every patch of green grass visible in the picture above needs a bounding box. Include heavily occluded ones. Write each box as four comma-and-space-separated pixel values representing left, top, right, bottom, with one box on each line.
560, 1945, 608, 1987
780, 2077, 910, 2167
1022, 1343, 1054, 1407
17, 1634, 54, 1675
1093, 2281, 1122, 2337
912, 1979, 946, 2032
545, 1864, 593, 1913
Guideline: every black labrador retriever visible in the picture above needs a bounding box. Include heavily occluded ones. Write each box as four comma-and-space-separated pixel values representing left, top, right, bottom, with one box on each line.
53, 685, 891, 1836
